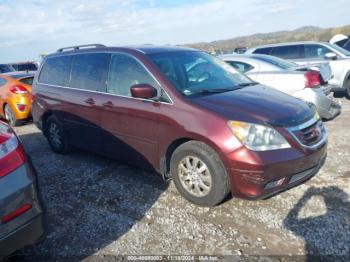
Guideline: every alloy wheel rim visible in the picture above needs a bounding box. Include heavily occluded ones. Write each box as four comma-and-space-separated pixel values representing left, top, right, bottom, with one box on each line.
178, 156, 212, 197
49, 123, 62, 148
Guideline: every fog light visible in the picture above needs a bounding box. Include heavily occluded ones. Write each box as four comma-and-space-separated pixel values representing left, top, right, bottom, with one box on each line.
265, 177, 285, 189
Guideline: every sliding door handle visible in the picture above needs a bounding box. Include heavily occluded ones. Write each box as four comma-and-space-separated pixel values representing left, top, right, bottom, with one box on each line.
102, 101, 114, 108
84, 98, 95, 105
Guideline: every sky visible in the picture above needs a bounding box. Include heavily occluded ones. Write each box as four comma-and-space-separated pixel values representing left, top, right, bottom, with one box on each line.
0, 0, 349, 62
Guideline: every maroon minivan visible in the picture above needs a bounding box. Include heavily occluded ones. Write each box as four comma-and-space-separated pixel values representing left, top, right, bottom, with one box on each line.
32, 44, 327, 206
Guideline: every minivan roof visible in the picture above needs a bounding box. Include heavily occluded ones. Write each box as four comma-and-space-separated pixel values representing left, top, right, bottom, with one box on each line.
123, 45, 197, 54
50, 44, 198, 57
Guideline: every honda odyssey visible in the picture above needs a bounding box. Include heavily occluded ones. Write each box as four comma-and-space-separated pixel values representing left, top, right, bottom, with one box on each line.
32, 44, 327, 206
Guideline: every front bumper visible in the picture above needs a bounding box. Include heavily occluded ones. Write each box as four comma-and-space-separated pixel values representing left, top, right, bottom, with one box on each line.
224, 142, 327, 199
0, 214, 44, 258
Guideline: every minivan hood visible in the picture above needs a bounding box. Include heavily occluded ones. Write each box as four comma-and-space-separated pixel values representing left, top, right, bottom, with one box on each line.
190, 85, 315, 127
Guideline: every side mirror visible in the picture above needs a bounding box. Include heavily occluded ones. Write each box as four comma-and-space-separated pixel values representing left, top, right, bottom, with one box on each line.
324, 52, 337, 60
130, 84, 157, 99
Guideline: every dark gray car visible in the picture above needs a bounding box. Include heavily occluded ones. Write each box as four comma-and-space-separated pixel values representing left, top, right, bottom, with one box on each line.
0, 121, 44, 259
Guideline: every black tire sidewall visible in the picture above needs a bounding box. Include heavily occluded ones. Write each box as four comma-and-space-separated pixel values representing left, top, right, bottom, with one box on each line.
346, 79, 350, 98
171, 142, 230, 206
4, 105, 20, 126
46, 116, 70, 154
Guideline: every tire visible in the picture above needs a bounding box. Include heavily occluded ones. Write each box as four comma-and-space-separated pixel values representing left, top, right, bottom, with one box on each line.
170, 141, 230, 206
45, 115, 71, 154
345, 78, 350, 99
4, 104, 21, 126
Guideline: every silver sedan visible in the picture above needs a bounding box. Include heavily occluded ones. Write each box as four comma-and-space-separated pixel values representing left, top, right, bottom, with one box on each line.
219, 54, 341, 120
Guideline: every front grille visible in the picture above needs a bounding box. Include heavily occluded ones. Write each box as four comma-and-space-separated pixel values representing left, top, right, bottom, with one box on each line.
288, 118, 327, 148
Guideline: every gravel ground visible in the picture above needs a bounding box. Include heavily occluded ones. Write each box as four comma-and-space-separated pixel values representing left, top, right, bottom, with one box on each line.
8, 97, 350, 261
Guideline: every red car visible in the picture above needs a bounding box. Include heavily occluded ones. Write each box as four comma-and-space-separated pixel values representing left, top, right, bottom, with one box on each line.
32, 44, 327, 206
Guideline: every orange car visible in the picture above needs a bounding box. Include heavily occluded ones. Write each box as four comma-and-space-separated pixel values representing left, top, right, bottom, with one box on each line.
0, 71, 35, 126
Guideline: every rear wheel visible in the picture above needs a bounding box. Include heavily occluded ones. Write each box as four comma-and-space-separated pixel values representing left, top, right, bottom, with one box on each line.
45, 115, 71, 154
170, 141, 230, 206
345, 78, 350, 98
4, 104, 21, 126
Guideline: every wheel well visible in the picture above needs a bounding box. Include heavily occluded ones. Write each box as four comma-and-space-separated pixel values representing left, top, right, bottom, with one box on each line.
163, 138, 193, 179
2, 103, 7, 115
42, 111, 53, 136
343, 71, 350, 88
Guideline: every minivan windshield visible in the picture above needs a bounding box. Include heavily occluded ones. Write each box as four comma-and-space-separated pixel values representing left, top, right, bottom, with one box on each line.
148, 51, 255, 96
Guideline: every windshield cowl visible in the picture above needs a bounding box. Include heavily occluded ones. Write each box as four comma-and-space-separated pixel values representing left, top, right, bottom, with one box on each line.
183, 82, 258, 96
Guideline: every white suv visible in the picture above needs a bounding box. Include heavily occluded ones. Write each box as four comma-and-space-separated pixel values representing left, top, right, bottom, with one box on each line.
247, 41, 350, 96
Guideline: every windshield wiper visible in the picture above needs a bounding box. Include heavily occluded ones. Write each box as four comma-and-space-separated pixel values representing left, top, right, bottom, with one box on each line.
235, 82, 258, 87
195, 88, 234, 94
188, 83, 258, 95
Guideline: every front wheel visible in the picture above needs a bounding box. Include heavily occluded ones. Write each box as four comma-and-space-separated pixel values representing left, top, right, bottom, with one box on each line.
170, 141, 230, 206
45, 116, 71, 154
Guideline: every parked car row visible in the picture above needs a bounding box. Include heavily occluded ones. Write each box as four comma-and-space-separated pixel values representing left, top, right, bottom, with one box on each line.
246, 41, 350, 96
0, 39, 343, 258
0, 62, 38, 74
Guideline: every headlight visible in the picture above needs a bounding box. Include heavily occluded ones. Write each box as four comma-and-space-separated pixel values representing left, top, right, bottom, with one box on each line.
228, 121, 291, 151
315, 111, 320, 120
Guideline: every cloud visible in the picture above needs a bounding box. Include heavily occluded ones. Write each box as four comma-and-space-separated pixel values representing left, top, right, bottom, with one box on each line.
254, 0, 298, 13
0, 0, 348, 62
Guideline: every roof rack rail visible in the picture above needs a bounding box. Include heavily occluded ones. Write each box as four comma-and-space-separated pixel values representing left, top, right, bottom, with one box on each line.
57, 44, 106, 53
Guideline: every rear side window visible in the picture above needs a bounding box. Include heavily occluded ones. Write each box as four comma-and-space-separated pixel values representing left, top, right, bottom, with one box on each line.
70, 53, 110, 91
107, 53, 158, 97
20, 77, 34, 85
253, 47, 272, 55
39, 56, 73, 86
304, 44, 332, 59
271, 45, 301, 59
226, 61, 254, 73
